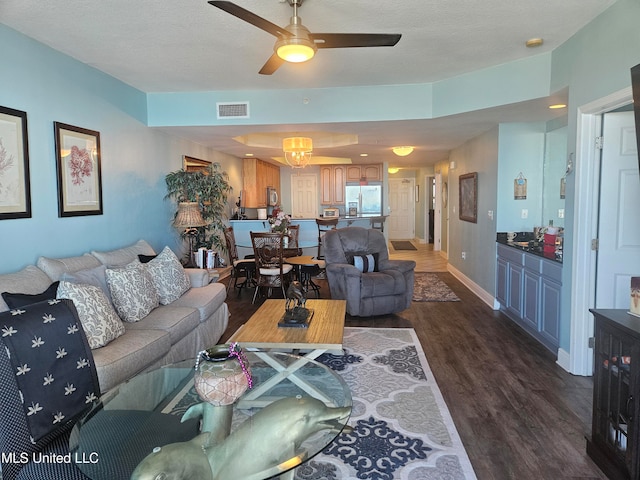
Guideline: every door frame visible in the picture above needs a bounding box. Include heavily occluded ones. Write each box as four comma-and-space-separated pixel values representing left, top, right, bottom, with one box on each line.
434, 173, 442, 251
569, 86, 632, 376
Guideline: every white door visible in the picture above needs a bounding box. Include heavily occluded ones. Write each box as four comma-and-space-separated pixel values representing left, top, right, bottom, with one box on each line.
388, 178, 415, 240
434, 173, 442, 251
290, 173, 318, 219
596, 111, 640, 307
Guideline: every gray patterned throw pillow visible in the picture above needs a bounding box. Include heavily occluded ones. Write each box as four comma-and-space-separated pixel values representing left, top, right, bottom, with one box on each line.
145, 246, 191, 305
56, 281, 125, 349
106, 261, 159, 322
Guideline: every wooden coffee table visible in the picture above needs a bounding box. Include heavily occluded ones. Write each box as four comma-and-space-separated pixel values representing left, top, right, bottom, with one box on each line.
229, 299, 347, 407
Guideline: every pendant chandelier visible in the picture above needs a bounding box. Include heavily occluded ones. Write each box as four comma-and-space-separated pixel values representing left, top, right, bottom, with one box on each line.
283, 137, 312, 168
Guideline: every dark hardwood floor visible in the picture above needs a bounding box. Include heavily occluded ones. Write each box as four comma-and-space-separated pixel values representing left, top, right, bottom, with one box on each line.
219, 269, 606, 479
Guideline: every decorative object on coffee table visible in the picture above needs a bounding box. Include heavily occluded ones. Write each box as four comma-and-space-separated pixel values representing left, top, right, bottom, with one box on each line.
194, 343, 252, 406
280, 280, 313, 328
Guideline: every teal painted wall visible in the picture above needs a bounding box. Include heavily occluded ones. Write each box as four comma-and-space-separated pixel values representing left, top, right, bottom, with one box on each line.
447, 128, 499, 295
0, 25, 242, 274
496, 122, 546, 232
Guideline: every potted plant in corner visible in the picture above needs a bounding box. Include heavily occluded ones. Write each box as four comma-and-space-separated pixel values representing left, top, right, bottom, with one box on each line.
165, 162, 232, 263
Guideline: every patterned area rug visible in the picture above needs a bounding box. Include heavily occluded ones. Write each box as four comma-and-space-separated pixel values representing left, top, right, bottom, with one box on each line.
391, 240, 417, 250
297, 327, 477, 480
413, 273, 461, 302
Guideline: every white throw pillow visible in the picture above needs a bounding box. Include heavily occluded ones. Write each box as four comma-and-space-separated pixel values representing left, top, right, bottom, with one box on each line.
106, 261, 159, 322
57, 281, 125, 349
145, 246, 191, 305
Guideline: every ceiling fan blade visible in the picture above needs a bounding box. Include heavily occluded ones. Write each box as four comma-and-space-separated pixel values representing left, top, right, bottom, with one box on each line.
208, 1, 291, 38
259, 54, 286, 75
310, 33, 401, 49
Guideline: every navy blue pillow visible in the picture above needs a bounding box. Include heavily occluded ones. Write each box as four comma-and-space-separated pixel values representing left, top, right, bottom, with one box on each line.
2, 281, 60, 309
0, 299, 99, 441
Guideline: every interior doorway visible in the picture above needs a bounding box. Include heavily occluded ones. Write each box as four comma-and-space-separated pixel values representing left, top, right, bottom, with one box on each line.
388, 178, 415, 240
569, 87, 634, 376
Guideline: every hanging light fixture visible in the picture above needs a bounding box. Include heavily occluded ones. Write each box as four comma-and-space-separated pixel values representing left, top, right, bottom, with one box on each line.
283, 137, 313, 168
392, 146, 414, 157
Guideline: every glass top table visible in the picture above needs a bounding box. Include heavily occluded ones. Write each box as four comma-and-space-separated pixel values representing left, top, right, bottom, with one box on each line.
69, 351, 351, 480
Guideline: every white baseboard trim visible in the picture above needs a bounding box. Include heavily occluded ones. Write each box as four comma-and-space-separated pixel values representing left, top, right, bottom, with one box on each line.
556, 348, 572, 373
447, 264, 498, 309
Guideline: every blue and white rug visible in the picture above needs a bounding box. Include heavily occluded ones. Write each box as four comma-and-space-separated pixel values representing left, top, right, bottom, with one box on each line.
298, 327, 477, 480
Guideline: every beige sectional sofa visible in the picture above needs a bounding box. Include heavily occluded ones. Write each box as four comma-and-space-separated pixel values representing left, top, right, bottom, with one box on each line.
0, 240, 229, 392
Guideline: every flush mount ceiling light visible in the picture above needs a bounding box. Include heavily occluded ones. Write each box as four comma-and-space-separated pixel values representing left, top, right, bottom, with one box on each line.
526, 38, 544, 48
392, 146, 414, 157
388, 167, 400, 174
549, 104, 567, 109
283, 137, 312, 168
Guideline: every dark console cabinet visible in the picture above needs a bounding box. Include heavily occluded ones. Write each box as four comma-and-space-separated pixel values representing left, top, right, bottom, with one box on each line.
588, 309, 640, 480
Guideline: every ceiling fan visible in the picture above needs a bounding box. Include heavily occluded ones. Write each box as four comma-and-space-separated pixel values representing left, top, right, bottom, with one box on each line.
208, 0, 402, 75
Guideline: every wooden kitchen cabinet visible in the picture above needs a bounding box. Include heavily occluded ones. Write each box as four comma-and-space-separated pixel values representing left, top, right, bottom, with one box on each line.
242, 158, 280, 208
345, 164, 382, 182
320, 165, 345, 205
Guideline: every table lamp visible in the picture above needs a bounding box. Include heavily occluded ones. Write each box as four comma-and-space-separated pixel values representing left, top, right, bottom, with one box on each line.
173, 202, 208, 267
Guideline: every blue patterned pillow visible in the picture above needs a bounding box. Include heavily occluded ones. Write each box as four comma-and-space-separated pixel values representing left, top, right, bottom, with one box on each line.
352, 253, 379, 273
0, 299, 99, 441
145, 246, 191, 305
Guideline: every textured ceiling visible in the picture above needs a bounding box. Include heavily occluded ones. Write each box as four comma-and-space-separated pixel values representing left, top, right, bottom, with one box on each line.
1, 0, 616, 167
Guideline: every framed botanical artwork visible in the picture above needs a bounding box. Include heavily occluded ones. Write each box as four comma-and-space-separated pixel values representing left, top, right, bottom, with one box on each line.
54, 122, 103, 217
459, 172, 478, 223
0, 106, 31, 220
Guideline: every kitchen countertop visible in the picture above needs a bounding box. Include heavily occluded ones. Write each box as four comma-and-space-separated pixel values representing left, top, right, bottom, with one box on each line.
496, 239, 563, 264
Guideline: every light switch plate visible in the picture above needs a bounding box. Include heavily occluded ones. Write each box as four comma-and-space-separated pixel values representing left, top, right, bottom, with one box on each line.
521, 209, 528, 219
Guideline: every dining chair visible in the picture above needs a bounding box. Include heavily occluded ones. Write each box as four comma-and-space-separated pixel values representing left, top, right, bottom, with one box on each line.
287, 224, 300, 248
369, 215, 386, 232
223, 226, 256, 295
316, 217, 339, 260
250, 231, 293, 304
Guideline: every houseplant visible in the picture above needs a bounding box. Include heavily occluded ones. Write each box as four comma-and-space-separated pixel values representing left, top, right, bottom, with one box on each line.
165, 162, 232, 256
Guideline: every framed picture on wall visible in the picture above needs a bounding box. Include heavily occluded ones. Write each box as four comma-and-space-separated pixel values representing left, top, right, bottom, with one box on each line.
54, 122, 103, 217
0, 106, 31, 220
459, 172, 478, 223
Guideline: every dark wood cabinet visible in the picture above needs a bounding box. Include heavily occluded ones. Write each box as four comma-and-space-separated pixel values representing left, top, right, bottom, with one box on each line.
588, 309, 640, 480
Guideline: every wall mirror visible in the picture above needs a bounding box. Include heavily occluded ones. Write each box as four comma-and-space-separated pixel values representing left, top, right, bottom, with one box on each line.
542, 124, 567, 228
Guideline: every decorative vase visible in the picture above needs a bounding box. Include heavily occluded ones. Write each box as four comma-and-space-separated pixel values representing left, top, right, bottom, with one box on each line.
194, 343, 252, 406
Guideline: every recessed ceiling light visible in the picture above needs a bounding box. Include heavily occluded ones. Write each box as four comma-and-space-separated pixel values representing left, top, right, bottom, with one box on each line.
526, 38, 544, 48
360, 153, 368, 157
245, 153, 254, 156
549, 104, 567, 109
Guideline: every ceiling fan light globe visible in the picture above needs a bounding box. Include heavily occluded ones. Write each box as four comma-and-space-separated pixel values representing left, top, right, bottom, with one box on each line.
276, 43, 315, 63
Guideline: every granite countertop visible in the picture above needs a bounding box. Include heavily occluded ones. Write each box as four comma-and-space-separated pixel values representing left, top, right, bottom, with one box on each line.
496, 237, 563, 263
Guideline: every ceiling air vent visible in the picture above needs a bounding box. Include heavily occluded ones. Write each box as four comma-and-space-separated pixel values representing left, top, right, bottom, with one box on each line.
216, 102, 250, 119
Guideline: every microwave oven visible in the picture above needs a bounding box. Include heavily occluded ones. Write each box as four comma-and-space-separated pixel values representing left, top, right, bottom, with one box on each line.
267, 187, 278, 206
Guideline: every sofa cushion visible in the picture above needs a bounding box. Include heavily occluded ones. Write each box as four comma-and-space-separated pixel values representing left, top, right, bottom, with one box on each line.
125, 305, 200, 345
2, 282, 60, 309
57, 281, 125, 349
144, 247, 191, 305
0, 266, 53, 313
106, 261, 159, 323
91, 328, 170, 392
170, 282, 226, 323
36, 253, 102, 281
60, 264, 111, 301
91, 239, 156, 268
